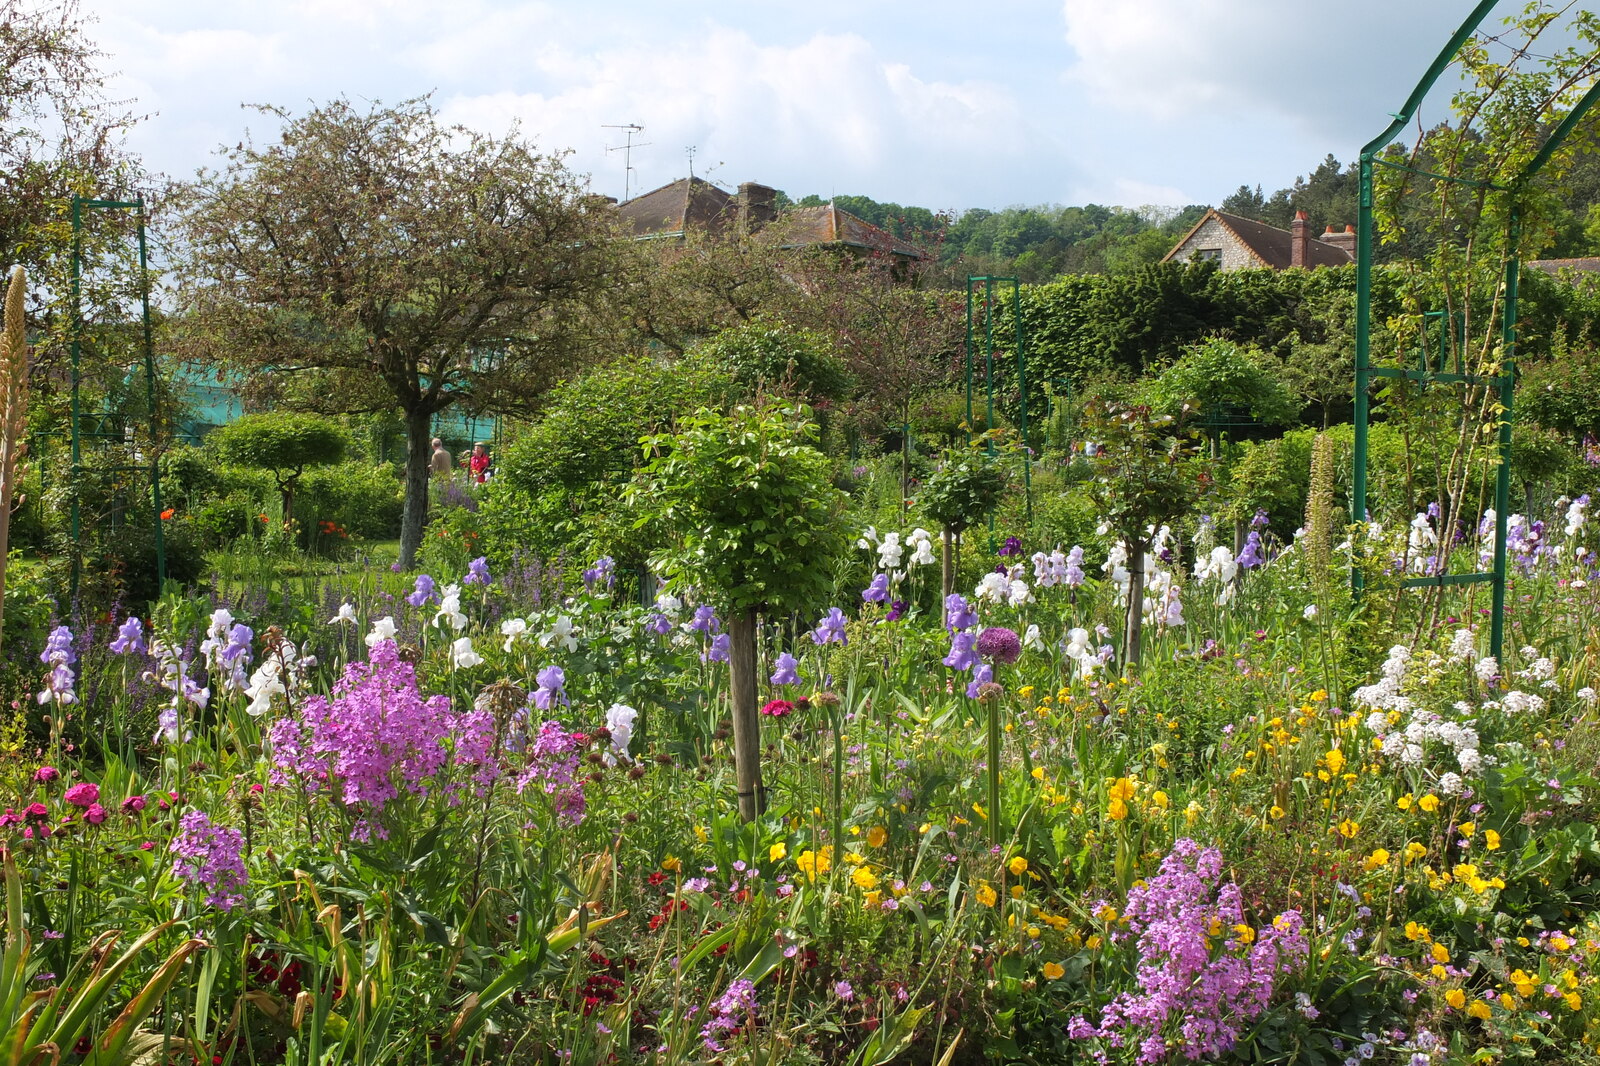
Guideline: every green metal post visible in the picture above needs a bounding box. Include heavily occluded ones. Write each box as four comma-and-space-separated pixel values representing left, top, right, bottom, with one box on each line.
137, 198, 167, 589
69, 197, 83, 599
1491, 210, 1520, 663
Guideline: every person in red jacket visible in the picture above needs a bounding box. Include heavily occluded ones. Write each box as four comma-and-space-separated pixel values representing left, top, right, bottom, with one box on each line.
468, 441, 492, 483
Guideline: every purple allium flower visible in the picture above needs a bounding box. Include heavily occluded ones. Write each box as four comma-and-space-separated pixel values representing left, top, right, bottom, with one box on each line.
943, 631, 979, 672
770, 652, 801, 687
168, 810, 248, 911
109, 617, 147, 656
811, 607, 849, 646
533, 664, 568, 710
976, 627, 1022, 665
861, 573, 890, 603
464, 556, 492, 586
944, 593, 977, 632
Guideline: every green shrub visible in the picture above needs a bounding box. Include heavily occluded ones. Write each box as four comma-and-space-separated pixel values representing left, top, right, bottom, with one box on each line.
207, 412, 349, 514
296, 461, 403, 540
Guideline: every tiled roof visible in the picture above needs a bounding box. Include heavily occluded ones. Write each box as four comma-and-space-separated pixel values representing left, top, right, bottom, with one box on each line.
617, 177, 735, 238
779, 203, 925, 259
1164, 209, 1354, 269
1528, 257, 1600, 275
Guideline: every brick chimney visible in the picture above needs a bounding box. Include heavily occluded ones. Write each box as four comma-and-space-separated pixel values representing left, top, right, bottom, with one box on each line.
1290, 209, 1310, 268
1318, 223, 1357, 261
737, 182, 778, 231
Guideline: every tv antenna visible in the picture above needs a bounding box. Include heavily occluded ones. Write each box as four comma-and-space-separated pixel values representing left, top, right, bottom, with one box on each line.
603, 123, 649, 201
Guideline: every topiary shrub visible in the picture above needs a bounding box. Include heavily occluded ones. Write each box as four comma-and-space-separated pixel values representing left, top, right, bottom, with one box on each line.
207, 413, 348, 517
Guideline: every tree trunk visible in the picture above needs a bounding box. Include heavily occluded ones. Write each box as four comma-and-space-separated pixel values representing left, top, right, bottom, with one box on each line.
726, 607, 765, 821
1122, 538, 1146, 672
399, 406, 433, 569
940, 528, 955, 602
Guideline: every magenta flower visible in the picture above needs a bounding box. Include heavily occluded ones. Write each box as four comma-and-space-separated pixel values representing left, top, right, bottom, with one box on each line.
63, 783, 99, 808
976, 627, 1022, 665
168, 810, 248, 911
761, 699, 795, 718
83, 804, 107, 825
33, 766, 58, 784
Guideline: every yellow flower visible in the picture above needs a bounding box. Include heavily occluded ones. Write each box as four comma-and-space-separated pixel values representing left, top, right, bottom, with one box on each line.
1431, 942, 1451, 964
866, 826, 888, 848
1364, 848, 1390, 870
1567, 992, 1584, 1011
1324, 748, 1346, 775
1396, 793, 1414, 811
975, 882, 998, 907
1484, 829, 1501, 850
1336, 819, 1360, 839
1233, 924, 1255, 944
1418, 794, 1440, 813
1086, 934, 1103, 950
1184, 801, 1202, 826
1403, 841, 1427, 865
1150, 790, 1170, 811
1025, 925, 1041, 939
1500, 993, 1517, 1009
971, 803, 988, 820
1009, 856, 1029, 876
1468, 999, 1493, 1020
1108, 797, 1129, 821
1446, 988, 1467, 1009
661, 854, 682, 873
1094, 904, 1119, 922
852, 866, 879, 891
795, 846, 832, 881
1010, 884, 1025, 899
1458, 821, 1475, 837
1310, 689, 1328, 701
1404, 921, 1430, 942
694, 825, 709, 842
1031, 766, 1046, 781
1268, 805, 1285, 820
769, 842, 788, 863
1042, 961, 1065, 980
863, 890, 882, 907
1108, 777, 1136, 802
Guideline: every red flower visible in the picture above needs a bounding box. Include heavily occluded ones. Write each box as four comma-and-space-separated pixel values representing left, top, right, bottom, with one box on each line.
761, 699, 795, 718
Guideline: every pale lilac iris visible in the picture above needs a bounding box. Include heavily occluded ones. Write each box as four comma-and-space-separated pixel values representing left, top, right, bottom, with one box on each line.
109, 617, 147, 656
770, 652, 801, 686
862, 573, 890, 603
811, 608, 848, 646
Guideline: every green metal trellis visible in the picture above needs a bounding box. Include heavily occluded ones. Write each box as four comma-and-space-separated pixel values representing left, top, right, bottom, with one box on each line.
1351, 0, 1600, 661
964, 275, 1031, 523
69, 195, 166, 598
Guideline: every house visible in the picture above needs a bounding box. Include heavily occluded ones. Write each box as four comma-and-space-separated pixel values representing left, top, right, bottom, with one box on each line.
1527, 257, 1600, 278
618, 177, 924, 261
1163, 209, 1355, 271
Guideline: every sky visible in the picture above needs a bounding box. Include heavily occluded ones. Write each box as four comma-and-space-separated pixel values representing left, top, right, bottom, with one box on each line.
81, 0, 1500, 214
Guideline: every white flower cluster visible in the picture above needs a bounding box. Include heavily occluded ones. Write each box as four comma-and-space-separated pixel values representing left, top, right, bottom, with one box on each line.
1193, 544, 1239, 605
975, 570, 1033, 607
857, 526, 936, 577
1355, 645, 1483, 776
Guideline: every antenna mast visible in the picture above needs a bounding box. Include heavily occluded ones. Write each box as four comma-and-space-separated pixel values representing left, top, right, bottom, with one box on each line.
602, 123, 649, 201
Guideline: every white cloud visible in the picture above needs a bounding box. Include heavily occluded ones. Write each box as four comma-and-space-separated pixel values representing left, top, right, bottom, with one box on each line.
1061, 0, 1472, 138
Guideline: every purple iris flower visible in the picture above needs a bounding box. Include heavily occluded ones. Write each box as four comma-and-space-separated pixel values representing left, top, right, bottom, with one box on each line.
464, 556, 491, 586
943, 631, 979, 672
944, 594, 977, 632
533, 665, 568, 710
406, 574, 438, 607
998, 536, 1022, 557
1250, 508, 1270, 530
885, 599, 907, 622
1238, 531, 1264, 569
703, 633, 731, 663
110, 617, 147, 656
645, 612, 673, 635
690, 605, 721, 634
770, 652, 801, 686
862, 573, 890, 603
965, 663, 994, 698
811, 607, 849, 645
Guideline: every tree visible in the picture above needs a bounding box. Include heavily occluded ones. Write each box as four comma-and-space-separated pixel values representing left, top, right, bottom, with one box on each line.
208, 413, 347, 518
1080, 400, 1201, 669
1146, 338, 1299, 453
634, 404, 845, 821
171, 96, 622, 567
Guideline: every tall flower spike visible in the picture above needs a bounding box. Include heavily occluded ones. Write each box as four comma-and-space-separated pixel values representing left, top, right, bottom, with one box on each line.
0, 266, 29, 651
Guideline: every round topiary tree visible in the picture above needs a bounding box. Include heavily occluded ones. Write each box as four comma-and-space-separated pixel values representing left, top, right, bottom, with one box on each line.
209, 412, 348, 518
919, 447, 1008, 599
634, 403, 846, 821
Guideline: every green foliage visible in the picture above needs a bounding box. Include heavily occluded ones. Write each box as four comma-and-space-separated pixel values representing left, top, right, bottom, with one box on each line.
297, 462, 403, 540
1080, 400, 1201, 547
208, 412, 348, 512
693, 319, 851, 404
1146, 338, 1299, 430
635, 404, 846, 613
919, 448, 1008, 535
1518, 350, 1600, 438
